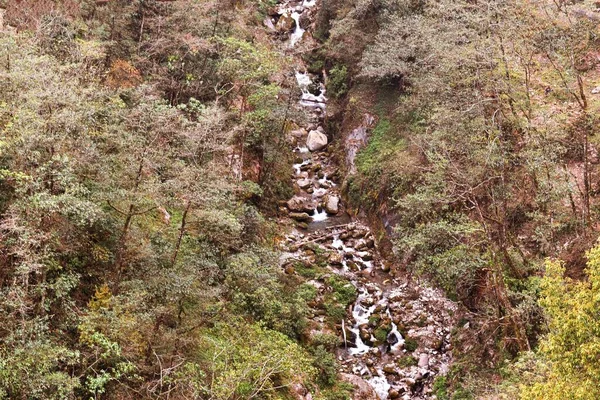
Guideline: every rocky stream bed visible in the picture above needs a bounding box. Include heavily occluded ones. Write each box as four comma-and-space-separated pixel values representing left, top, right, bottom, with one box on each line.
267, 1, 458, 398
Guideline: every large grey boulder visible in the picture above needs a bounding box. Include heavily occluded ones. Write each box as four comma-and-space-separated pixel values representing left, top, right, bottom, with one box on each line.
306, 130, 328, 152
324, 195, 339, 214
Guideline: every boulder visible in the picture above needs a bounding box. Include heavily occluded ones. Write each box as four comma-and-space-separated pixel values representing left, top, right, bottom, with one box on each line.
324, 195, 339, 214
264, 17, 276, 32
297, 178, 312, 189
287, 196, 316, 213
290, 212, 312, 222
329, 252, 343, 265
383, 363, 398, 375
276, 14, 296, 32
290, 128, 307, 138
306, 130, 328, 151
340, 373, 381, 400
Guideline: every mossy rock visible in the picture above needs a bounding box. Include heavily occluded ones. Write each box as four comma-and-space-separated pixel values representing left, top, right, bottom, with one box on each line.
404, 336, 419, 352
397, 355, 418, 368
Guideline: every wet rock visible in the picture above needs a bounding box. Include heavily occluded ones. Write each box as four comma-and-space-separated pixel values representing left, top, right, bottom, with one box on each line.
287, 196, 316, 213
339, 373, 380, 400
297, 178, 312, 189
324, 195, 340, 214
313, 188, 327, 197
264, 17, 277, 31
276, 13, 296, 32
290, 212, 311, 222
383, 363, 398, 375
361, 253, 373, 261
306, 130, 328, 151
329, 252, 343, 265
359, 328, 371, 341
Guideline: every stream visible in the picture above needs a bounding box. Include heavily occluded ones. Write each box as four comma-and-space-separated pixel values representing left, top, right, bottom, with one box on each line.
269, 2, 458, 398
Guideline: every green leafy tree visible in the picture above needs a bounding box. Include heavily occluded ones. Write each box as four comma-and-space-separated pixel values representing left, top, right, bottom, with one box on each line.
521, 246, 600, 399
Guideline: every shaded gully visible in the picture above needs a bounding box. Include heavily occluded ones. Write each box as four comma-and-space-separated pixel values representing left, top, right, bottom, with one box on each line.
267, 2, 457, 398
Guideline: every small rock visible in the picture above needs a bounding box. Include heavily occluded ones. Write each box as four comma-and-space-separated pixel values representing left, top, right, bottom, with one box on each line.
383, 363, 397, 375
284, 265, 295, 274
329, 253, 343, 265
418, 353, 429, 368
361, 253, 373, 261
291, 128, 307, 138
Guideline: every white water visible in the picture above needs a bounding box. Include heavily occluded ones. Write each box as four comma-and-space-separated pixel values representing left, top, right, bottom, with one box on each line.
293, 159, 311, 175
290, 11, 305, 47
318, 174, 335, 187
312, 209, 329, 222
386, 309, 405, 353
295, 71, 327, 109
369, 372, 391, 400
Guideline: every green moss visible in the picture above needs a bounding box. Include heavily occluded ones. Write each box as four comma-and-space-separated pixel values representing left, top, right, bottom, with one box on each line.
373, 326, 391, 342
324, 300, 346, 321
432, 376, 450, 400
297, 283, 318, 301
327, 276, 357, 306
295, 262, 319, 279
368, 314, 381, 326
397, 355, 418, 368
404, 336, 419, 352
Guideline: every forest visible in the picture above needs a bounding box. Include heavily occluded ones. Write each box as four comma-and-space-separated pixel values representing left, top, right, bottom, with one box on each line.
1, 0, 600, 399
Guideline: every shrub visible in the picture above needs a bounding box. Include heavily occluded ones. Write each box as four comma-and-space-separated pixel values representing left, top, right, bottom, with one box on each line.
326, 65, 349, 99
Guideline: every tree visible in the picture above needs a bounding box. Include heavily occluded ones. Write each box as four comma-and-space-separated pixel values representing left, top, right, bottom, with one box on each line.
521, 246, 600, 399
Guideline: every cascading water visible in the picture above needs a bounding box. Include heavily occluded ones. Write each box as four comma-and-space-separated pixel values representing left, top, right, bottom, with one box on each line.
275, 1, 458, 399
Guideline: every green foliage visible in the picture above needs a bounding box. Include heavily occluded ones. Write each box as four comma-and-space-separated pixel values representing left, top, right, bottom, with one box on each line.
197, 321, 316, 400
432, 376, 450, 400
404, 336, 419, 352
311, 345, 339, 386
520, 247, 600, 399
327, 275, 357, 306
326, 65, 349, 99
225, 250, 310, 337
0, 341, 80, 400
397, 355, 418, 368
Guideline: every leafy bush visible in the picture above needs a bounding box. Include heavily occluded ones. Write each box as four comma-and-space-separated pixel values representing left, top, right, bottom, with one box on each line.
326, 65, 349, 99
197, 321, 316, 400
